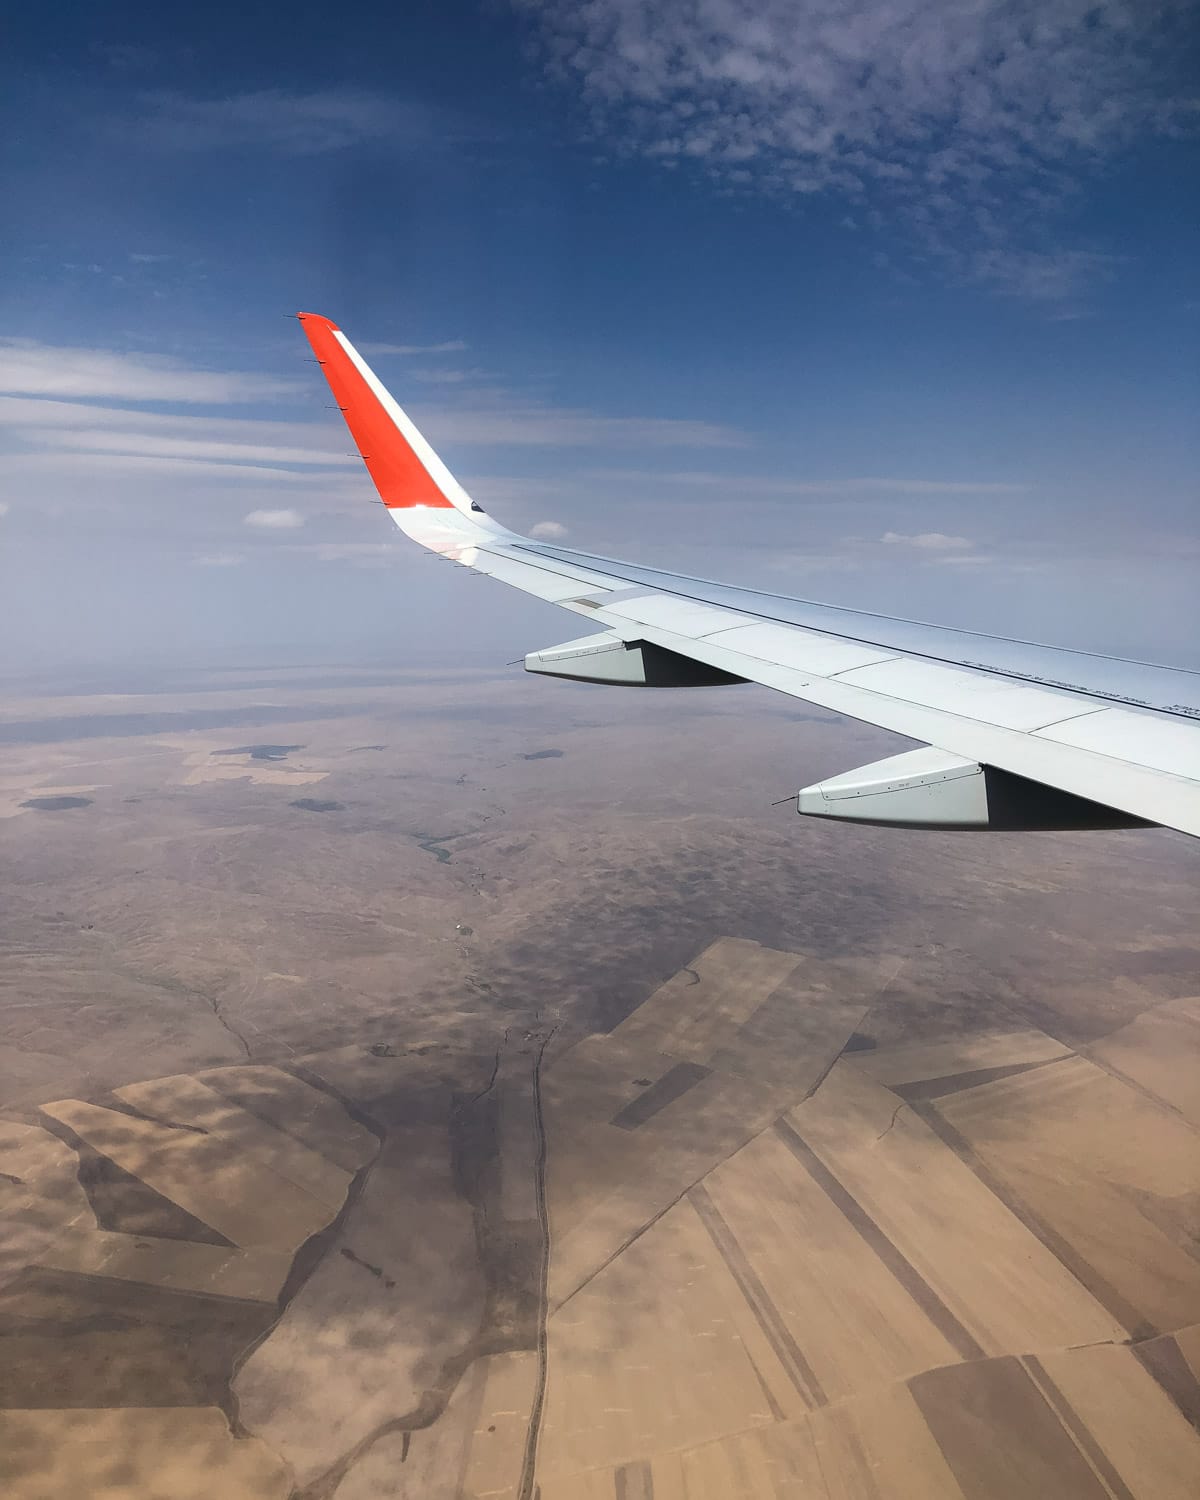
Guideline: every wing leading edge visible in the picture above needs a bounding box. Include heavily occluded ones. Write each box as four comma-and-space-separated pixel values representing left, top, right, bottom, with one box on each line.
296, 313, 1200, 838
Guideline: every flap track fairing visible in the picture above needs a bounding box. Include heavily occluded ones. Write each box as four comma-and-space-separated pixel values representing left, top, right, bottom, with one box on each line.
525, 631, 745, 687
796, 747, 1151, 830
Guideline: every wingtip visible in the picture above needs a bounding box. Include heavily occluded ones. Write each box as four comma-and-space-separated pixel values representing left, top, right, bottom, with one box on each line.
296, 311, 340, 330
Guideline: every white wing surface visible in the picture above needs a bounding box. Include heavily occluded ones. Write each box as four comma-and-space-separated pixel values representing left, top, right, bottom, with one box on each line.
298, 313, 1200, 837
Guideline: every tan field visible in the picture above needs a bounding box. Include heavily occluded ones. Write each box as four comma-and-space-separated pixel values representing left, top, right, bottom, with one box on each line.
1084, 997, 1200, 1128
1, 662, 1198, 1497
0, 1407, 291, 1499
40, 1096, 340, 1252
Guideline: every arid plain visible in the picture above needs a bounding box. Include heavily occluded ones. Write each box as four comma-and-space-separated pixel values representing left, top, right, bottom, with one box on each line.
1, 660, 1198, 1499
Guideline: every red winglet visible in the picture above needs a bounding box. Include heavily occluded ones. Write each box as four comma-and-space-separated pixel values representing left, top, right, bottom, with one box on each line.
296, 312, 454, 509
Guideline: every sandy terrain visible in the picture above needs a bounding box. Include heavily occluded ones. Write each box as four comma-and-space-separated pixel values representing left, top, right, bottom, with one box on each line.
1, 660, 1197, 1497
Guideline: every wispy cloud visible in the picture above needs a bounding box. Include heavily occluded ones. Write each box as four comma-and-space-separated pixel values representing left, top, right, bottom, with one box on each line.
928, 551, 990, 567
582, 469, 1023, 497
288, 541, 402, 564
42, 427, 358, 468
881, 531, 975, 551
244, 508, 305, 529
93, 42, 158, 73
529, 520, 569, 540
0, 396, 344, 449
878, 529, 989, 566
417, 406, 745, 449
517, 0, 1191, 295
0, 339, 300, 403
0, 393, 356, 494
0, 389, 742, 510
0, 380, 752, 553
408, 367, 488, 385
132, 88, 431, 155
193, 552, 246, 567
358, 340, 469, 356
5, 450, 323, 483
970, 248, 1123, 301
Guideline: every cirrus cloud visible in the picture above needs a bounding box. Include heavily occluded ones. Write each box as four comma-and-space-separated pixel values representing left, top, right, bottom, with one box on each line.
358, 339, 469, 356
0, 338, 301, 404
244, 508, 304, 529
882, 531, 974, 551
133, 88, 432, 155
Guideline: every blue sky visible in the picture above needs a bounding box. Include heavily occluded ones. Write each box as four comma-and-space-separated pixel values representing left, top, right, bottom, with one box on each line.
2, 0, 1197, 675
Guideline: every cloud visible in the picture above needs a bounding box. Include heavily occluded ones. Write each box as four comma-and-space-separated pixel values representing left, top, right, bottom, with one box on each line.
417, 405, 744, 449
517, 0, 1191, 293
0, 396, 346, 450
193, 552, 245, 567
0, 382, 740, 459
529, 520, 569, 540
0, 501, 9, 516
94, 42, 157, 72
0, 388, 742, 520
6, 451, 321, 483
244, 508, 304, 529
583, 469, 1022, 497
288, 542, 401, 564
882, 531, 975, 551
0, 390, 366, 493
358, 340, 469, 356
876, 531, 994, 567
0, 339, 301, 404
0, 388, 752, 545
929, 551, 990, 566
970, 248, 1122, 301
408, 368, 488, 385
133, 88, 431, 155
43, 427, 358, 468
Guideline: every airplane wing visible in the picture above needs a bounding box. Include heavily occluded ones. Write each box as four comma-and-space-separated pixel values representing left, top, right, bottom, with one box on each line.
297, 313, 1200, 837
